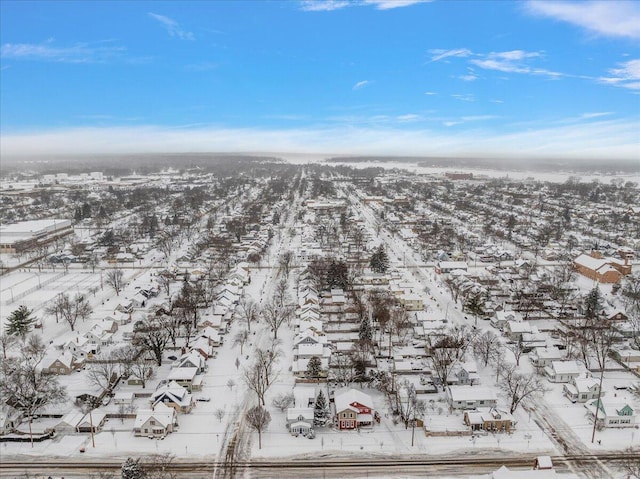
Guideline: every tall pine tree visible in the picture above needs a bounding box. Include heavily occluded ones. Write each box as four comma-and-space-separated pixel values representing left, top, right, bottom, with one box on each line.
313, 390, 329, 427
369, 245, 389, 273
5, 305, 35, 339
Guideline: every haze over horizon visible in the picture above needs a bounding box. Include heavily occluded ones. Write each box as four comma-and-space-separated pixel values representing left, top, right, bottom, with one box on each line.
1, 0, 639, 160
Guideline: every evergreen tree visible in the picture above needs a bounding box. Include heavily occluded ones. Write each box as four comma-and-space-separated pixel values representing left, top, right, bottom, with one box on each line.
81, 202, 92, 218
121, 457, 144, 479
306, 356, 322, 379
359, 316, 372, 344
5, 305, 35, 339
584, 286, 603, 320
313, 390, 329, 427
369, 245, 389, 273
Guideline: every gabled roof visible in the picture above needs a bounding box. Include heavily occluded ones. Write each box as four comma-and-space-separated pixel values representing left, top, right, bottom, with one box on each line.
134, 403, 175, 428
334, 388, 373, 412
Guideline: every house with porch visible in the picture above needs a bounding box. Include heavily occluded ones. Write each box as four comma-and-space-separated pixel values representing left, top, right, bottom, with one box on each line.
133, 403, 178, 438
464, 408, 516, 433
584, 399, 635, 428
286, 408, 314, 436
563, 377, 602, 403
334, 388, 375, 430
151, 381, 194, 413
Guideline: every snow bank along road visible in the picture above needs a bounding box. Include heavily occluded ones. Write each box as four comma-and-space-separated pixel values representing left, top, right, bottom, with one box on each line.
1, 451, 637, 478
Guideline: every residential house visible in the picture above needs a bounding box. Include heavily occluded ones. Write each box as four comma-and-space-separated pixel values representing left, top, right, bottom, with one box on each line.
334, 388, 375, 430
574, 253, 631, 284
43, 351, 75, 375
167, 367, 203, 392
190, 337, 213, 360
491, 311, 522, 331
55, 411, 85, 433
446, 386, 498, 410
286, 408, 314, 436
174, 351, 207, 374
0, 405, 22, 434
504, 321, 535, 342
133, 403, 178, 438
530, 347, 564, 369
584, 399, 635, 428
452, 361, 480, 386
151, 381, 194, 413
464, 408, 516, 433
77, 410, 107, 433
436, 261, 468, 274
544, 361, 585, 383
563, 377, 602, 403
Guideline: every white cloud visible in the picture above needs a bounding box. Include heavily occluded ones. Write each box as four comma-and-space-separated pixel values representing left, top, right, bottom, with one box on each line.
300, 0, 351, 11
300, 0, 429, 10
579, 112, 613, 119
362, 0, 431, 9
526, 0, 640, 40
352, 80, 371, 90
0, 40, 125, 63
599, 59, 640, 90
459, 73, 478, 82
424, 91, 438, 95
429, 48, 472, 62
148, 13, 195, 40
396, 114, 420, 122
2, 120, 637, 160
470, 50, 563, 78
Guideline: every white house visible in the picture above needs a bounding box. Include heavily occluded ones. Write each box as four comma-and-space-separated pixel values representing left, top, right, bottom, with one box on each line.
133, 403, 178, 438
584, 399, 635, 428
563, 377, 602, 403
446, 386, 498, 410
544, 361, 586, 383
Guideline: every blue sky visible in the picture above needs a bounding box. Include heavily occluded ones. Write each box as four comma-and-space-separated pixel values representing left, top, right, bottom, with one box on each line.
1, 0, 639, 159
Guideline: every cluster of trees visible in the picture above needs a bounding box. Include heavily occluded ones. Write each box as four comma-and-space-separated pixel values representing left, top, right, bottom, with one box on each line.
0, 335, 67, 445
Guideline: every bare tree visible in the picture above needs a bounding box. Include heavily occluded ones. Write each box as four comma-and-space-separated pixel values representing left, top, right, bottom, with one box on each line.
57, 293, 93, 332
44, 295, 64, 324
505, 337, 526, 367
262, 302, 293, 340
0, 335, 67, 446
227, 378, 236, 390
134, 317, 170, 366
620, 446, 640, 479
329, 352, 355, 387
233, 330, 249, 354
106, 269, 125, 296
274, 278, 289, 307
621, 273, 640, 316
499, 364, 548, 414
157, 273, 173, 298
473, 330, 503, 367
243, 360, 271, 406
245, 405, 271, 449
142, 452, 178, 479
237, 298, 260, 333
427, 326, 475, 387
215, 408, 225, 423
0, 331, 17, 359
87, 354, 120, 394
255, 345, 282, 387
271, 393, 294, 412
279, 251, 294, 278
